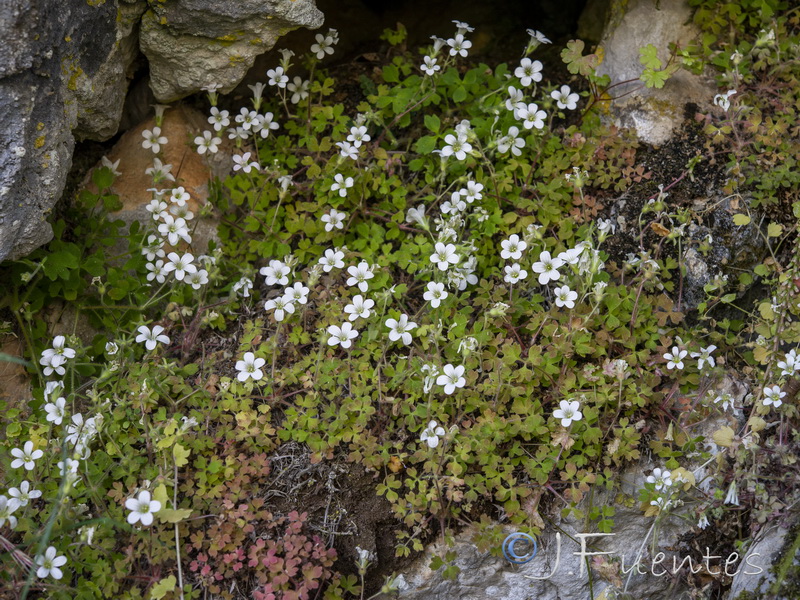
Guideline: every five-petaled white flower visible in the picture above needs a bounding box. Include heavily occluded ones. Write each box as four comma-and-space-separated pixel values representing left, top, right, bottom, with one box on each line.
505, 86, 525, 112
311, 31, 337, 60
8, 480, 42, 507
35, 546, 68, 580
646, 468, 673, 491
288, 77, 310, 104
421, 56, 440, 76
194, 130, 221, 154
691, 345, 717, 370
233, 276, 254, 298
532, 251, 563, 285
164, 252, 197, 281
420, 421, 446, 448
554, 285, 578, 309
553, 399, 583, 427
327, 322, 359, 349
763, 385, 785, 408
424, 282, 449, 308
440, 133, 472, 160
504, 263, 528, 284
45, 396, 67, 425
285, 282, 310, 305
236, 352, 266, 382
136, 325, 170, 351
260, 260, 290, 286
497, 126, 525, 156
319, 248, 345, 272
713, 89, 737, 112
125, 490, 162, 526
330, 174, 354, 198
264, 295, 295, 322
208, 107, 230, 131
386, 314, 417, 346
10, 441, 43, 471
663, 346, 687, 370
515, 58, 543, 86
142, 127, 168, 153
778, 349, 799, 377
430, 242, 460, 271
346, 262, 375, 292
337, 141, 360, 160
516, 102, 547, 130
322, 208, 348, 232
501, 234, 527, 260
344, 295, 375, 321
158, 215, 192, 246
446, 34, 472, 57
551, 85, 579, 110
347, 126, 371, 148
254, 112, 280, 138
437, 364, 466, 395
267, 66, 289, 88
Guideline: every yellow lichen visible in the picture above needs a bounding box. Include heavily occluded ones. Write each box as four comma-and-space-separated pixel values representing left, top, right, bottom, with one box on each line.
34, 136, 45, 149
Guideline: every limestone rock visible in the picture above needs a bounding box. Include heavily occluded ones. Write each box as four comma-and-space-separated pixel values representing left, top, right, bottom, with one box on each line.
595, 0, 717, 146
0, 0, 145, 262
140, 0, 324, 102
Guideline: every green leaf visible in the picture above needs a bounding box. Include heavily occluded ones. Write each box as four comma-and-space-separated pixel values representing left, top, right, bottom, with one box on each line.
424, 114, 440, 133
153, 483, 169, 506
732, 214, 751, 226
149, 575, 176, 600
638, 44, 662, 70
92, 166, 114, 191
415, 135, 437, 155
767, 222, 783, 237
382, 64, 400, 83
157, 508, 193, 523
173, 443, 190, 467
452, 86, 467, 102
42, 247, 80, 281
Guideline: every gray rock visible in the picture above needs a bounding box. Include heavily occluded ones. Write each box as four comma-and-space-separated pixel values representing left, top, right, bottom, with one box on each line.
728, 523, 797, 599
0, 0, 145, 262
595, 0, 717, 146
140, 0, 324, 102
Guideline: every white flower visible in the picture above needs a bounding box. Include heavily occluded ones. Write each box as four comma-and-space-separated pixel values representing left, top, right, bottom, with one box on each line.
515, 58, 543, 86
267, 66, 289, 88
553, 399, 583, 427
232, 152, 259, 174
713, 89, 737, 112
327, 322, 359, 349
142, 235, 165, 262
663, 346, 687, 370
777, 349, 798, 377
264, 295, 295, 322
319, 249, 345, 272
260, 260, 291, 286
532, 251, 563, 285
724, 481, 739, 505
406, 205, 428, 228
763, 385, 785, 408
386, 315, 417, 346
10, 441, 43, 471
100, 155, 121, 176
194, 130, 221, 154
501, 234, 527, 260
330, 174, 354, 198
236, 352, 266, 382
158, 215, 191, 246
344, 295, 375, 321
254, 112, 280, 139
311, 31, 337, 60
712, 392, 735, 412
554, 285, 578, 308
505, 86, 525, 112
697, 514, 709, 529
142, 127, 168, 153
421, 56, 440, 76
526, 29, 551, 45
446, 33, 472, 57
452, 20, 474, 33
420, 421, 446, 448
208, 107, 230, 131
436, 364, 466, 395
504, 263, 527, 284
285, 282, 310, 305
185, 269, 209, 290
45, 396, 67, 425
41, 335, 76, 364
35, 546, 68, 579
8, 481, 42, 507
287, 77, 310, 104
337, 141, 360, 160
169, 186, 189, 207
497, 126, 525, 156
430, 242, 460, 271
440, 133, 472, 160
424, 282, 449, 308
136, 325, 170, 351
235, 107, 258, 130
164, 252, 197, 281
646, 468, 673, 491
125, 490, 162, 526
347, 125, 371, 148
0, 495, 20, 529
690, 345, 717, 370
515, 102, 547, 129
550, 85, 579, 110
463, 180, 483, 203
346, 262, 375, 293
232, 276, 253, 298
